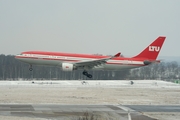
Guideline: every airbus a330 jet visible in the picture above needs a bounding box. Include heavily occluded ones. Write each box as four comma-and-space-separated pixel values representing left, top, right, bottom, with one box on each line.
15, 36, 166, 78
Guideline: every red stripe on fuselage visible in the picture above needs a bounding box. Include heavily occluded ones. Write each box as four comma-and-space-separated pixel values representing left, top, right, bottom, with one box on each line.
21, 51, 108, 59
20, 51, 152, 62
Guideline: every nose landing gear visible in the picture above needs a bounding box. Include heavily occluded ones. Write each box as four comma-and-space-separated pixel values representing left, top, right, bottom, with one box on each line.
29, 65, 33, 71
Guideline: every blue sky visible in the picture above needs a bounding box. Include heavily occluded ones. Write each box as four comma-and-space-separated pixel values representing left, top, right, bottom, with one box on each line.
0, 0, 180, 56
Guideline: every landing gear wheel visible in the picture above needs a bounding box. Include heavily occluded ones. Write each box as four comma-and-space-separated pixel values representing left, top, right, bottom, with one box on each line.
82, 70, 92, 78
29, 68, 33, 71
87, 74, 92, 78
83, 71, 88, 76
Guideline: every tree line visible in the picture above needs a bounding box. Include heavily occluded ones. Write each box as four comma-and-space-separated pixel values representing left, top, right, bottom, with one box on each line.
0, 54, 179, 80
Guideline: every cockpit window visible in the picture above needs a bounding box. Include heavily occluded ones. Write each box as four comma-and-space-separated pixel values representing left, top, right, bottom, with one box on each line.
18, 53, 24, 56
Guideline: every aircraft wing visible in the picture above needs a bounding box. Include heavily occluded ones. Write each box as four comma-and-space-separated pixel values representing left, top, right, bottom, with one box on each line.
74, 52, 120, 69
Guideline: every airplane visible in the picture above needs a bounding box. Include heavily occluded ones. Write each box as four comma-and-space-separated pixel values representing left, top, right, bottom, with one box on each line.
15, 36, 166, 78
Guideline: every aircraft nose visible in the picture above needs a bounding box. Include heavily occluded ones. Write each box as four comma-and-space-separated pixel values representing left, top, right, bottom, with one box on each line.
15, 54, 21, 59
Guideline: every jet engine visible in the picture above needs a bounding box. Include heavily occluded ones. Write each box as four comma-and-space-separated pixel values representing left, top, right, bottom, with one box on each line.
143, 60, 152, 65
62, 63, 75, 71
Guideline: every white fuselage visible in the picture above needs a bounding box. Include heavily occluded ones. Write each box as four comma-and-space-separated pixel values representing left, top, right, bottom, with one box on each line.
15, 53, 146, 71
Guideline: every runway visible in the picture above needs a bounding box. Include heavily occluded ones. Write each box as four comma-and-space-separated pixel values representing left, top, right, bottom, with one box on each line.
0, 104, 180, 120
125, 105, 180, 112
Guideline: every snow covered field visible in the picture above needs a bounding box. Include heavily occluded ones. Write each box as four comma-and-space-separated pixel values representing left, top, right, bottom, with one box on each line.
0, 80, 179, 88
0, 80, 179, 120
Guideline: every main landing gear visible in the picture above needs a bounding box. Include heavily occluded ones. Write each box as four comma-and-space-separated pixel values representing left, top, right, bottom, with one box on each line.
82, 70, 92, 78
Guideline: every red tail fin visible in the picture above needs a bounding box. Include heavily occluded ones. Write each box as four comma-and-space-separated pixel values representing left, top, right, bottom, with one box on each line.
133, 36, 166, 60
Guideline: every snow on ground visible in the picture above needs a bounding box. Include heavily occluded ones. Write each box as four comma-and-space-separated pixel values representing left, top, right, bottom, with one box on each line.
0, 80, 179, 105
0, 80, 179, 88
0, 80, 179, 120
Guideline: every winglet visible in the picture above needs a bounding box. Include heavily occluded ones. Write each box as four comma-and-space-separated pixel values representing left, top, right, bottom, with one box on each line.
114, 52, 121, 57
